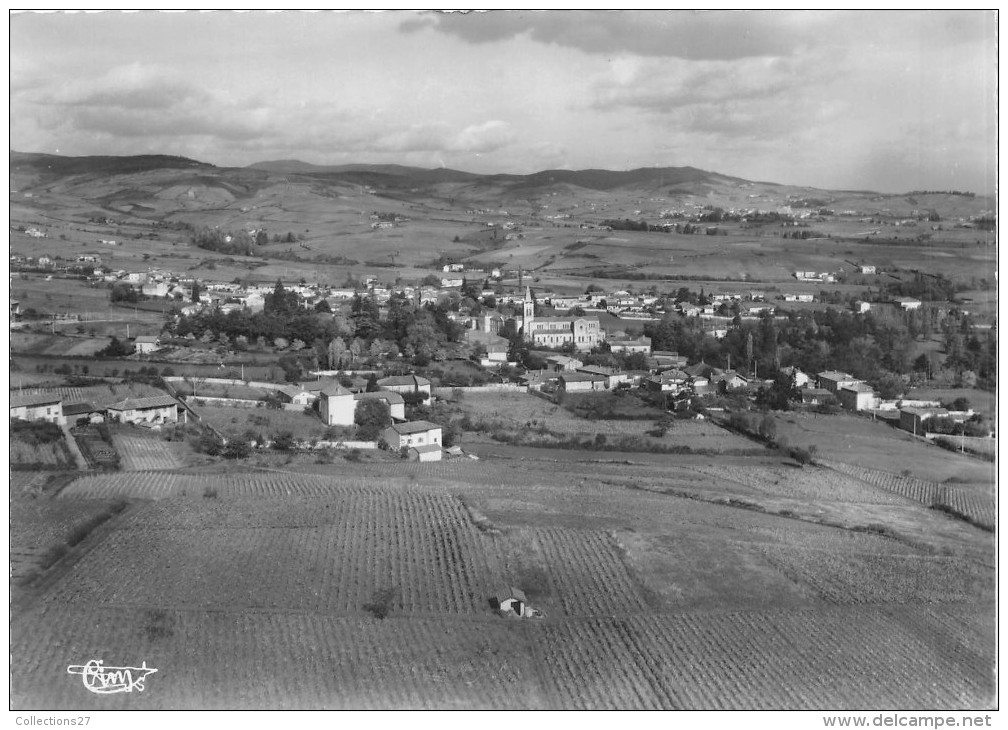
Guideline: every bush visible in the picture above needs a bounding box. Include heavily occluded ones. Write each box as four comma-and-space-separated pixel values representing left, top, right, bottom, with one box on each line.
355, 399, 391, 440
363, 587, 399, 620
758, 414, 777, 442
789, 446, 814, 466
271, 431, 296, 450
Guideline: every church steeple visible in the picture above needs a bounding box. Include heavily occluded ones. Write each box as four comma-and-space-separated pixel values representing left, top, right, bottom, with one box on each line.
522, 286, 534, 341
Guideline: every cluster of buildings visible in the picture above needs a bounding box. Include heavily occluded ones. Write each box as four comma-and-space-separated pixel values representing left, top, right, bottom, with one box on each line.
10, 391, 185, 428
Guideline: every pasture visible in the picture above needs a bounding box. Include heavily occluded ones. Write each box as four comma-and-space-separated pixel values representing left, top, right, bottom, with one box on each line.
192, 403, 329, 441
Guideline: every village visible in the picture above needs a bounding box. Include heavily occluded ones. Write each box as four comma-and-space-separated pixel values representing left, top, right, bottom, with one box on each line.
9, 249, 994, 464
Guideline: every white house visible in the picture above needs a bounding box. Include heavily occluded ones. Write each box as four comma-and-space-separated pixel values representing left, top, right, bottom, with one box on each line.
319, 384, 356, 426
381, 420, 442, 450
106, 395, 182, 426
277, 386, 316, 408
894, 297, 922, 311
10, 392, 65, 425
133, 335, 161, 354
838, 382, 878, 411
817, 371, 861, 393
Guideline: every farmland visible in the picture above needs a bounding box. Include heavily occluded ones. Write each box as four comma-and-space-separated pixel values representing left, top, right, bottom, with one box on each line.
10, 439, 995, 709
193, 403, 330, 441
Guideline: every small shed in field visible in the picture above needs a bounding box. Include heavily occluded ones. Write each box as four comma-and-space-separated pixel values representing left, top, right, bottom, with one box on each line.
493, 586, 528, 616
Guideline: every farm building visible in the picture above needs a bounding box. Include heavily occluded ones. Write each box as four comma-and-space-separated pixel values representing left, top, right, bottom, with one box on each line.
277, 386, 316, 407
133, 335, 161, 354
10, 392, 65, 425
715, 370, 749, 390
576, 365, 630, 390
106, 394, 182, 426
817, 371, 862, 393
543, 354, 583, 372
838, 383, 879, 412
646, 369, 691, 394
799, 387, 833, 405
492, 587, 528, 616
377, 374, 432, 397
781, 366, 811, 388
354, 390, 406, 421
381, 420, 442, 450
608, 334, 652, 354
64, 402, 104, 424
899, 407, 973, 435
854, 301, 872, 314
893, 297, 922, 311
651, 351, 689, 370
558, 372, 607, 393
408, 443, 443, 462
319, 384, 356, 426
464, 329, 509, 363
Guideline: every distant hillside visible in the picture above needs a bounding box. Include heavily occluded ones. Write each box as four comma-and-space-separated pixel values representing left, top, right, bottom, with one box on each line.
10, 151, 211, 178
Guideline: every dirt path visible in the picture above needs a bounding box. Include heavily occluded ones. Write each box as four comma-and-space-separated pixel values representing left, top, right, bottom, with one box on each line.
61, 424, 89, 470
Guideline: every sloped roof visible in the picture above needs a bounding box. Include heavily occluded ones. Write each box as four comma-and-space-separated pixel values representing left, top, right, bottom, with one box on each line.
10, 392, 62, 408
409, 443, 442, 454
354, 390, 404, 405
388, 420, 441, 435
107, 394, 179, 411
377, 374, 431, 388
320, 384, 352, 397
63, 402, 98, 415
493, 586, 527, 604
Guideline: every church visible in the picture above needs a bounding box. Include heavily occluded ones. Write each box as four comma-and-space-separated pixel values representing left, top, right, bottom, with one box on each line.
521, 287, 602, 352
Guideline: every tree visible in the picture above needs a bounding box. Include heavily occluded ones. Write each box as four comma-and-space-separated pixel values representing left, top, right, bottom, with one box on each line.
191, 280, 201, 303
327, 337, 348, 369
355, 399, 391, 440
758, 414, 777, 442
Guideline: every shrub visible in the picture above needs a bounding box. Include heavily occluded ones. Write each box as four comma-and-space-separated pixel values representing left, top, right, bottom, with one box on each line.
363, 587, 399, 620
789, 446, 814, 466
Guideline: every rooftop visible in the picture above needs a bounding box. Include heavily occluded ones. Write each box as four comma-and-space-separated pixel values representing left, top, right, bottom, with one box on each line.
354, 390, 404, 405
10, 392, 62, 409
107, 394, 179, 411
410, 443, 442, 454
378, 374, 431, 388
388, 420, 441, 435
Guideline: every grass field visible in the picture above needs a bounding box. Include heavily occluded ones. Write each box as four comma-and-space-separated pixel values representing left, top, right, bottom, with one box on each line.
768, 411, 995, 484
456, 391, 757, 453
192, 403, 329, 441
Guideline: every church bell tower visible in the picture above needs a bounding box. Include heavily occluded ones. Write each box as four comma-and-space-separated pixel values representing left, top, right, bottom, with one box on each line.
522, 286, 534, 341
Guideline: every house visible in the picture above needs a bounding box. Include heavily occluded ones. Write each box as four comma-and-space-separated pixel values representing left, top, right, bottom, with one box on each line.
492, 586, 528, 616
859, 265, 876, 275
781, 366, 810, 388
106, 395, 182, 426
817, 371, 861, 393
277, 386, 316, 408
353, 390, 406, 421
799, 387, 833, 405
646, 369, 690, 394
381, 420, 442, 450
652, 351, 689, 370
377, 374, 432, 397
543, 354, 583, 372
854, 301, 871, 314
899, 407, 948, 435
10, 392, 65, 425
715, 370, 748, 390
893, 297, 922, 311
679, 303, 702, 317
465, 330, 509, 363
576, 365, 630, 390
319, 384, 356, 426
408, 443, 443, 462
608, 334, 652, 354
63, 402, 104, 424
838, 382, 878, 411
558, 372, 607, 393
133, 335, 161, 354
784, 293, 815, 303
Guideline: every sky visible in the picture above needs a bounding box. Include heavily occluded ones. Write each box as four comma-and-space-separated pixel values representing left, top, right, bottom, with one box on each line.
9, 10, 998, 193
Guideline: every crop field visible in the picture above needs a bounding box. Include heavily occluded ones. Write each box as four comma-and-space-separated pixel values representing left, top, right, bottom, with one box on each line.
537, 605, 995, 710
113, 433, 185, 471
10, 607, 545, 709
12, 441, 996, 709
821, 461, 996, 530
9, 332, 111, 357
10, 436, 74, 470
